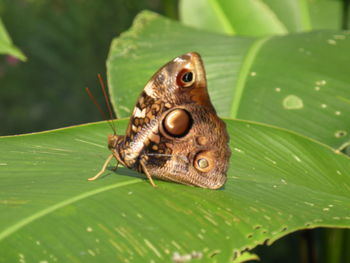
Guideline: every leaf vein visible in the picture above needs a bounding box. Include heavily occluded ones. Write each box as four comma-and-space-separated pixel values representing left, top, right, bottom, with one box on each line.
0, 179, 142, 241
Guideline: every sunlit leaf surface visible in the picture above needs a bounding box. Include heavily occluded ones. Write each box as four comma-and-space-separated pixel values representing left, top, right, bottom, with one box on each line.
179, 0, 343, 36
1, 119, 349, 262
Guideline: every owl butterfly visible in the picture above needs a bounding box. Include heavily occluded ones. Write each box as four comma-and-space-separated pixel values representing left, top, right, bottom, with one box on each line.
89, 52, 231, 189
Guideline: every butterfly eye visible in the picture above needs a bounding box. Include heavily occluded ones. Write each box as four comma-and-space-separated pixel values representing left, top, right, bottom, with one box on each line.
177, 69, 195, 87
161, 108, 192, 138
194, 151, 214, 173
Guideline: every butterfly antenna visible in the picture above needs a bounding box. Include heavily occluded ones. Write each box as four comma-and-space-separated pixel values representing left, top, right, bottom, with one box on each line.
85, 87, 116, 134
98, 73, 117, 134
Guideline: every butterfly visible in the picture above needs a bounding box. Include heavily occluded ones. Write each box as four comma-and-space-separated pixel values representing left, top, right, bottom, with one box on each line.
89, 52, 231, 189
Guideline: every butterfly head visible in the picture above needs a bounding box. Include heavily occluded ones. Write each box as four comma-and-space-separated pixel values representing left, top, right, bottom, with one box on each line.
107, 134, 122, 150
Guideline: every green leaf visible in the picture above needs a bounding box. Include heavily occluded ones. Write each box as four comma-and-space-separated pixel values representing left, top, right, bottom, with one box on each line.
179, 0, 343, 36
308, 0, 344, 30
1, 119, 350, 262
0, 17, 26, 61
107, 11, 255, 118
237, 31, 350, 150
179, 0, 288, 36
107, 11, 350, 149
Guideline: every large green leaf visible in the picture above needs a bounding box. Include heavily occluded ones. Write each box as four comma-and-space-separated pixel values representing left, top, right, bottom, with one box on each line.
0, 17, 26, 61
1, 119, 350, 262
107, 11, 350, 149
236, 31, 350, 151
179, 0, 343, 36
179, 0, 288, 36
107, 11, 255, 119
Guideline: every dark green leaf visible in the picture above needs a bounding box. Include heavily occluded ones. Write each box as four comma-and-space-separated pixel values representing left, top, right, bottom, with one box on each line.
1, 119, 350, 262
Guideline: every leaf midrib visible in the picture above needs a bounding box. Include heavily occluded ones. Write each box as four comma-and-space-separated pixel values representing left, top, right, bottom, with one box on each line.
230, 37, 271, 118
298, 0, 312, 30
209, 0, 235, 34
0, 179, 142, 241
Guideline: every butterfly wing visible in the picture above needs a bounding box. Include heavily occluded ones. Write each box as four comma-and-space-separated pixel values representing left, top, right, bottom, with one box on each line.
118, 52, 231, 189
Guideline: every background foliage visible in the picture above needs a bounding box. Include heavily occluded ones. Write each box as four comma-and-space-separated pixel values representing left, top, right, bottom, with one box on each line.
0, 0, 175, 136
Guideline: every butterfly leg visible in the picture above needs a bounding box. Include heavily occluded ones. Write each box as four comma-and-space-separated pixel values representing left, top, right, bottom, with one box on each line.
140, 160, 157, 187
111, 157, 120, 172
112, 164, 119, 172
335, 141, 350, 154
88, 154, 114, 181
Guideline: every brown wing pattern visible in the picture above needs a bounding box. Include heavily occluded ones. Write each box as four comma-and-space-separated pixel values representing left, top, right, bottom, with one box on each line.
113, 52, 230, 189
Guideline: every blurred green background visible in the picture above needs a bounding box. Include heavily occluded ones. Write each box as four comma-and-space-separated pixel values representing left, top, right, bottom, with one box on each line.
0, 0, 177, 136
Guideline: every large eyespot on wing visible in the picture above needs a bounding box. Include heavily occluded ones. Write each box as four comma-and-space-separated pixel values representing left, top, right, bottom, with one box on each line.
193, 151, 215, 173
160, 108, 193, 138
176, 69, 195, 88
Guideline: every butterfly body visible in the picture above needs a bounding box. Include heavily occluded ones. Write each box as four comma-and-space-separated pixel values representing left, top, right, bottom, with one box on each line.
98, 52, 230, 189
